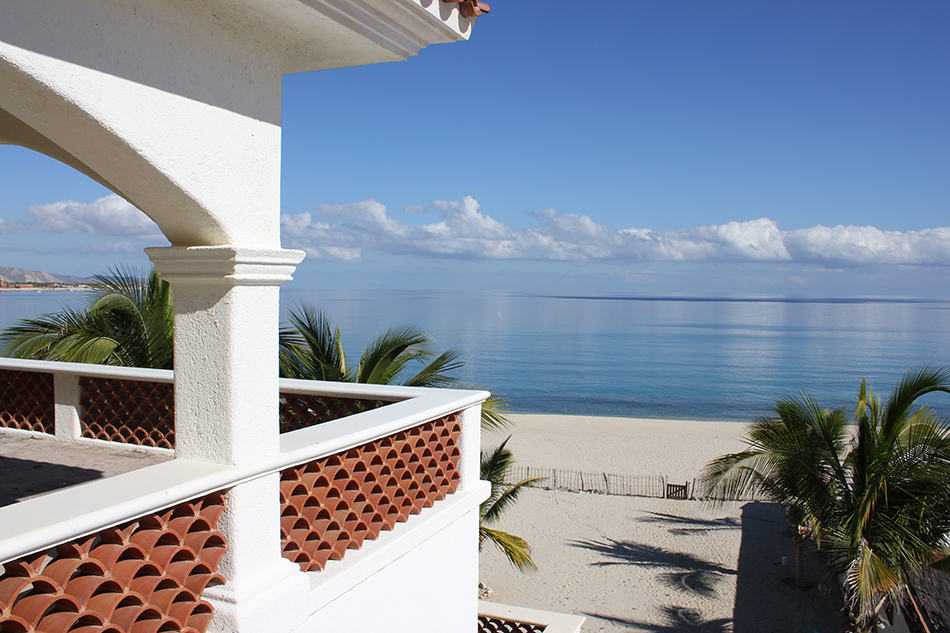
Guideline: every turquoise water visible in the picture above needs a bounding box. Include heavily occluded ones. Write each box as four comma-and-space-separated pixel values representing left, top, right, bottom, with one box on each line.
3, 288, 949, 421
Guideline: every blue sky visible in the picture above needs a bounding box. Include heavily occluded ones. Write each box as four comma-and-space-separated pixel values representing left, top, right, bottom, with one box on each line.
1, 0, 949, 296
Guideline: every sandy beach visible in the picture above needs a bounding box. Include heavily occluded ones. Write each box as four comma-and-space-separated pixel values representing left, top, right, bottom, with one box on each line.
480, 414, 843, 633
487, 414, 751, 483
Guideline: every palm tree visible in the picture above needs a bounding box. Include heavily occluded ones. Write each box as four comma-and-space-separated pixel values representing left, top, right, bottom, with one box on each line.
479, 437, 542, 570
700, 367, 950, 632
824, 369, 950, 632
700, 393, 849, 587
1, 267, 173, 368
279, 304, 462, 387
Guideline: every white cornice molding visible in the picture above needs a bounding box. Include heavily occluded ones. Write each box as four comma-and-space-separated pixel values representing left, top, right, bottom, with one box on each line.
233, 0, 476, 72
146, 245, 306, 286
310, 0, 471, 59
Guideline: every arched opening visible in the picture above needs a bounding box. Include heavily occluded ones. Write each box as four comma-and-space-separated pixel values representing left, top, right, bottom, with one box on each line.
0, 53, 279, 249
0, 143, 165, 283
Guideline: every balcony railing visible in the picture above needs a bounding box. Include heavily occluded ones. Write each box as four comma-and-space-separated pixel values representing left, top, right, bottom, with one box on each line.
0, 359, 404, 450
0, 358, 486, 633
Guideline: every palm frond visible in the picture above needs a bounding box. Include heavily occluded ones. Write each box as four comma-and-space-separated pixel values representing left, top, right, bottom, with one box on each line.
479, 526, 536, 571
279, 306, 349, 381
405, 349, 463, 388
479, 392, 513, 431
482, 476, 542, 525
843, 538, 902, 625
355, 325, 429, 384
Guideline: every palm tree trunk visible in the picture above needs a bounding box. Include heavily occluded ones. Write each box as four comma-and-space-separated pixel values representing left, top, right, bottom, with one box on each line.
794, 535, 805, 588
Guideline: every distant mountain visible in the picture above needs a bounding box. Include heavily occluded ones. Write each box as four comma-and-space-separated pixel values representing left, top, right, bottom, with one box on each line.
0, 266, 90, 285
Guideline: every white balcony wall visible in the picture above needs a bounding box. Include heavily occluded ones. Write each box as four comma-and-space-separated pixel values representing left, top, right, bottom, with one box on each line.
304, 506, 480, 633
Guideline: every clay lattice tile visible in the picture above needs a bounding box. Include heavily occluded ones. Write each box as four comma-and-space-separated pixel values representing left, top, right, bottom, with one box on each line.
279, 393, 388, 433
279, 412, 462, 571
76, 378, 387, 448
0, 370, 55, 434
79, 378, 175, 449
477, 615, 547, 633
0, 492, 227, 633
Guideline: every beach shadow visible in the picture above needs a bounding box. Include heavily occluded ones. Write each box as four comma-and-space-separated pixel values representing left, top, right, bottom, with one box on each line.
584, 606, 733, 632
0, 455, 103, 506
569, 537, 735, 597
658, 570, 720, 597
636, 512, 742, 536
732, 502, 842, 633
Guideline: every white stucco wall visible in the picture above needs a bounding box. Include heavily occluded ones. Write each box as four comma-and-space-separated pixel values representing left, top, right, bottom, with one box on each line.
301, 495, 483, 633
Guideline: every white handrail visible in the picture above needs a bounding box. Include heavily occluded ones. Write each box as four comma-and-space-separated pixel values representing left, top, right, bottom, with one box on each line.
0, 358, 489, 562
0, 357, 173, 383
0, 358, 429, 400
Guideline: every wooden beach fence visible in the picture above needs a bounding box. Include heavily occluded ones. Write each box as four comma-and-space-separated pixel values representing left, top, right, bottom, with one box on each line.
508, 467, 759, 501
509, 465, 668, 499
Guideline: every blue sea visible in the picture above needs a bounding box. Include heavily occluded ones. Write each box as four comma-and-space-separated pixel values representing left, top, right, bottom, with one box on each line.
2, 288, 949, 421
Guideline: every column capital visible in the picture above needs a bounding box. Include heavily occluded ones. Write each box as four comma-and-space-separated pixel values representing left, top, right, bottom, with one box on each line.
145, 246, 305, 286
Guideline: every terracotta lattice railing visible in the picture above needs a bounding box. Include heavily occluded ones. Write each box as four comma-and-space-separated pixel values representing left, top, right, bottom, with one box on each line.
0, 363, 394, 449
0, 492, 227, 633
0, 370, 55, 434
79, 377, 176, 449
0, 360, 490, 633
278, 393, 386, 433
279, 412, 461, 571
478, 615, 547, 633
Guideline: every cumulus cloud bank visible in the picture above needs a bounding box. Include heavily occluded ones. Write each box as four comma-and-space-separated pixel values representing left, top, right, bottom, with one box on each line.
13, 194, 950, 267
24, 195, 163, 239
282, 196, 950, 266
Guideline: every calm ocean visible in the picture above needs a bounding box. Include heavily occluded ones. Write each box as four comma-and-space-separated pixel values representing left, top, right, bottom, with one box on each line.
3, 288, 949, 421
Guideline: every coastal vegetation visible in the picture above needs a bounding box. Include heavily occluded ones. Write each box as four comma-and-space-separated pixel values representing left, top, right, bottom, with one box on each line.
0, 268, 173, 368
701, 367, 950, 633
1, 267, 537, 569
479, 437, 542, 570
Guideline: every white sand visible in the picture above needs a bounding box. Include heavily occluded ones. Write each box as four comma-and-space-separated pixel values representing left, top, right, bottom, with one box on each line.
479, 414, 842, 633
487, 414, 751, 484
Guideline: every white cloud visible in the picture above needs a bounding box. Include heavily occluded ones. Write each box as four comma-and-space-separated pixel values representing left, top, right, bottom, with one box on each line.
0, 218, 10, 234
16, 194, 950, 268
785, 224, 950, 265
79, 241, 141, 254
281, 197, 950, 267
25, 194, 162, 239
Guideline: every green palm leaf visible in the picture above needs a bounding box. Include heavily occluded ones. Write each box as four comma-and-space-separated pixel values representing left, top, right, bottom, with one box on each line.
1, 267, 173, 368
355, 325, 429, 384
404, 350, 463, 388
479, 526, 536, 571
279, 305, 348, 381
479, 437, 541, 569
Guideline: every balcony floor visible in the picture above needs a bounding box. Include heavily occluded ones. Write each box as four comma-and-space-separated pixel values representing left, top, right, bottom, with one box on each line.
0, 434, 171, 507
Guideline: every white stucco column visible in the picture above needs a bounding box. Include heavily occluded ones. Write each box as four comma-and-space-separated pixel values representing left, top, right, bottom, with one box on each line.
53, 373, 81, 441
458, 404, 482, 492
147, 245, 309, 633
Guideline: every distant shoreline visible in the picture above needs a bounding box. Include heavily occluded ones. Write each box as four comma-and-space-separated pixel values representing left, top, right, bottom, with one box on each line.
507, 408, 750, 424
541, 293, 950, 305
0, 286, 91, 292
